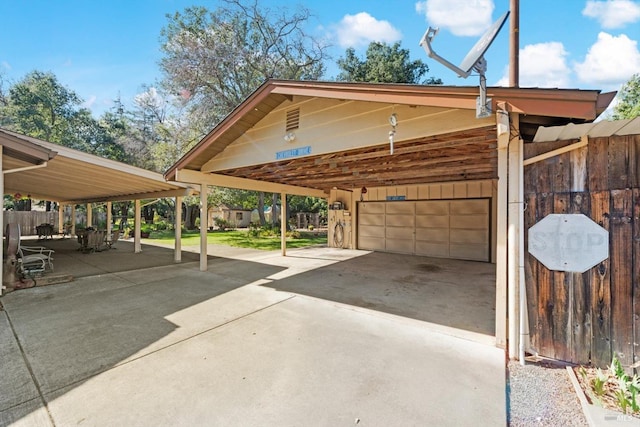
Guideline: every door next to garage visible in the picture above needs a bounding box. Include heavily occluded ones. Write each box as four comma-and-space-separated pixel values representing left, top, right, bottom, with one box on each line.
358, 199, 490, 262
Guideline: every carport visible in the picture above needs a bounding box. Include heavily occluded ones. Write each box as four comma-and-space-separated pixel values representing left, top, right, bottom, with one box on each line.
0, 128, 196, 294
165, 79, 615, 354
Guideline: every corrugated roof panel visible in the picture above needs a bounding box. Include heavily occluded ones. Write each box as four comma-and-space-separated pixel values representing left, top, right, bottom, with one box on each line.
587, 119, 630, 137
534, 116, 640, 141
557, 123, 595, 140
615, 117, 640, 135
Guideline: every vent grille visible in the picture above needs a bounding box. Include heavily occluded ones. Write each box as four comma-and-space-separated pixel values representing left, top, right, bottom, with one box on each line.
285, 108, 300, 132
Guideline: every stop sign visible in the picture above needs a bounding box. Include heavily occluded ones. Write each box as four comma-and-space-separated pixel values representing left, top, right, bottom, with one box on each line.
528, 214, 609, 273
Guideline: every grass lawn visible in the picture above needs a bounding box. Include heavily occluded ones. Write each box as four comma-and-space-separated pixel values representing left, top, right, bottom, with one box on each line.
148, 229, 327, 251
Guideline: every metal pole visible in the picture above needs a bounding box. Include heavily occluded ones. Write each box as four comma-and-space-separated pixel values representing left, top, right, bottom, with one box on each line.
509, 0, 520, 87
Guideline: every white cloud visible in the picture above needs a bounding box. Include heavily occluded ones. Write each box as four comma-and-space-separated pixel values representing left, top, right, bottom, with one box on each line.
334, 12, 402, 48
82, 95, 97, 109
1, 61, 11, 71
574, 32, 640, 88
416, 0, 495, 37
495, 42, 571, 88
582, 0, 640, 29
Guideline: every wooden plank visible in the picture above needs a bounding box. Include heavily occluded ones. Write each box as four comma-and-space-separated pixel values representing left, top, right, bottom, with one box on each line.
551, 193, 571, 361
536, 192, 556, 357
571, 146, 588, 192
610, 189, 633, 367
588, 137, 609, 192
630, 135, 640, 188
536, 158, 554, 194
552, 153, 572, 193
608, 137, 630, 190
524, 193, 540, 353
590, 191, 612, 367
633, 189, 640, 369
523, 137, 588, 166
571, 192, 592, 364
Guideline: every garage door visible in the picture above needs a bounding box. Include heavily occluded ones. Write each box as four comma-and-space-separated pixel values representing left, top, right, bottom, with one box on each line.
358, 199, 490, 261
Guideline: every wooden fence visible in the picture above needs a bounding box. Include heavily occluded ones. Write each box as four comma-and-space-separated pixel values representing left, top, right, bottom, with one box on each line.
524, 134, 640, 367
3, 211, 58, 236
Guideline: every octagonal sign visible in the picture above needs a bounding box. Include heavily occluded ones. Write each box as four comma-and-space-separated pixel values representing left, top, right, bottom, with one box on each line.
528, 214, 609, 273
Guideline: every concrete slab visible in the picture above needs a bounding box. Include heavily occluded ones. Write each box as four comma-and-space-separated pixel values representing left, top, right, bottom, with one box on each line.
43, 295, 505, 426
0, 399, 52, 427
2, 244, 503, 426
1, 265, 288, 395
0, 312, 40, 410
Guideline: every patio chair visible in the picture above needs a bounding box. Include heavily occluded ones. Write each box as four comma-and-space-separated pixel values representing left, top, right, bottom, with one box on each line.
18, 242, 55, 276
105, 229, 121, 249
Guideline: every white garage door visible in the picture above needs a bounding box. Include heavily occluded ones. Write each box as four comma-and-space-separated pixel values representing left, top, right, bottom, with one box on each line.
358, 199, 490, 262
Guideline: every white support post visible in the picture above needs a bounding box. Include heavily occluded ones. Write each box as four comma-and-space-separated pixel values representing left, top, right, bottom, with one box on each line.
134, 199, 142, 253
281, 192, 287, 256
495, 108, 509, 349
175, 196, 182, 262
71, 205, 76, 235
200, 184, 208, 271
508, 114, 522, 361
58, 204, 64, 236
106, 201, 112, 235
86, 203, 92, 228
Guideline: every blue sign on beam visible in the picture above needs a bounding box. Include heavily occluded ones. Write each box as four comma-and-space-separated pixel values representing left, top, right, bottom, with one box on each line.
386, 195, 406, 201
276, 146, 311, 160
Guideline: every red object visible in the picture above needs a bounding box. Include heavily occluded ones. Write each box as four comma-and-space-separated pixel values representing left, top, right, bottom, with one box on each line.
361, 187, 367, 194
13, 193, 21, 200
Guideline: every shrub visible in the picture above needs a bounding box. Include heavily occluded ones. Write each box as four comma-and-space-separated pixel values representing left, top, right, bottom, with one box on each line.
214, 217, 231, 231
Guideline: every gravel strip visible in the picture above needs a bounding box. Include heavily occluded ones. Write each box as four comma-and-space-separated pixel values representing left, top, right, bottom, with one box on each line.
508, 360, 589, 426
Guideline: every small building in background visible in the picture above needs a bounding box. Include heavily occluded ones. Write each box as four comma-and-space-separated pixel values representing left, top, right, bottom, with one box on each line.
208, 205, 253, 229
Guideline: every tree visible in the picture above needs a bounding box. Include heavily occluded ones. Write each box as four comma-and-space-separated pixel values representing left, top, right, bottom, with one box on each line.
0, 70, 127, 160
159, 0, 330, 225
612, 74, 640, 120
159, 0, 329, 135
336, 41, 442, 85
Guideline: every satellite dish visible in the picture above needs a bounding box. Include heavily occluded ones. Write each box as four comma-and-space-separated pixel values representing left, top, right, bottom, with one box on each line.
419, 11, 510, 118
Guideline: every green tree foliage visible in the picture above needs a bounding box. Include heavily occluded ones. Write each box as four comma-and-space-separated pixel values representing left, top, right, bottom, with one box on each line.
612, 74, 640, 120
0, 70, 127, 161
159, 0, 329, 135
336, 42, 442, 85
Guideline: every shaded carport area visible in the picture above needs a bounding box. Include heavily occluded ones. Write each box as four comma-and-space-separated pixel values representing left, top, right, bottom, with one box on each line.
165, 79, 615, 352
0, 127, 196, 293
0, 127, 507, 425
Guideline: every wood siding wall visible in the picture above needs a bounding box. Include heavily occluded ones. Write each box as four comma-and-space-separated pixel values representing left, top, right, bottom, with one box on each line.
524, 134, 640, 367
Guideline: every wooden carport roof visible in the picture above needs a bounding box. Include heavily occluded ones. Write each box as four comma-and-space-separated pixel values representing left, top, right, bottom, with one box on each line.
165, 80, 616, 195
1, 128, 195, 204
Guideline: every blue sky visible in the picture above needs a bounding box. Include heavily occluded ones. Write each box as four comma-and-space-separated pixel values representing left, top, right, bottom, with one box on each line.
1, 0, 639, 117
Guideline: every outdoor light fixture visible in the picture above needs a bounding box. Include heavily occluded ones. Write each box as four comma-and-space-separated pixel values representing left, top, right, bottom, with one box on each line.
283, 132, 296, 142
388, 113, 397, 155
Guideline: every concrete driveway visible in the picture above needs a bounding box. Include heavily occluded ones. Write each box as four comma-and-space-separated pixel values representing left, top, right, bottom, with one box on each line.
1, 245, 505, 426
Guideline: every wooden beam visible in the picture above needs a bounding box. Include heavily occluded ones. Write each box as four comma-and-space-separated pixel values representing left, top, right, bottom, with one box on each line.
523, 136, 588, 166
61, 188, 196, 204
176, 169, 326, 198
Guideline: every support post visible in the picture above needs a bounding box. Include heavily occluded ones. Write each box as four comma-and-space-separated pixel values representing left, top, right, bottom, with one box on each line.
495, 108, 509, 349
58, 204, 64, 236
71, 205, 76, 235
281, 192, 287, 256
106, 201, 112, 236
508, 114, 522, 360
86, 203, 92, 228
175, 196, 182, 262
200, 184, 208, 271
134, 199, 141, 253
